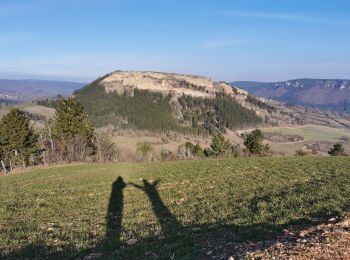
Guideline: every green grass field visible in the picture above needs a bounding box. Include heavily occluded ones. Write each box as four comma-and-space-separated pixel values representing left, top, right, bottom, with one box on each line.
1, 157, 350, 259
261, 125, 350, 155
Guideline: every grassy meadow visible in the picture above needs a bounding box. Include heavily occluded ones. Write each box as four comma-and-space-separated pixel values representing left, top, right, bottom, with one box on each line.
1, 157, 350, 259
261, 125, 350, 155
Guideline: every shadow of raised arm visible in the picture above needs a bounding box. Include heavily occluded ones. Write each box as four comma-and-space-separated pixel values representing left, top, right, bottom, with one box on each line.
129, 179, 159, 190
129, 178, 181, 236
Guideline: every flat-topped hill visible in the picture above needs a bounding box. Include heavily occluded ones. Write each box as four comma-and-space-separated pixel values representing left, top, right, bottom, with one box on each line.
101, 71, 247, 99
75, 71, 263, 133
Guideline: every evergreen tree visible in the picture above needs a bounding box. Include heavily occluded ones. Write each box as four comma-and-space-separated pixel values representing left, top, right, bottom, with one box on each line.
52, 97, 94, 141
244, 129, 269, 156
48, 98, 95, 162
205, 133, 231, 157
0, 108, 39, 169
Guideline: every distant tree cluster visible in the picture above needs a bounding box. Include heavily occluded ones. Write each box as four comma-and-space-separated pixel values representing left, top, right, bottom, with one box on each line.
178, 93, 261, 135
245, 95, 276, 112
24, 111, 47, 123
36, 96, 62, 108
0, 97, 118, 173
200, 131, 267, 158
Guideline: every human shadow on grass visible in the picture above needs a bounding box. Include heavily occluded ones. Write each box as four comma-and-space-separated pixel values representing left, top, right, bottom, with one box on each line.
2, 176, 127, 260
129, 179, 183, 236
103, 176, 126, 250
4, 177, 347, 259
121, 178, 347, 259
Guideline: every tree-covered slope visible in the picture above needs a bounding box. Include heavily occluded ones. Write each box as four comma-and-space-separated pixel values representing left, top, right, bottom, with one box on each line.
76, 79, 192, 133
75, 72, 261, 134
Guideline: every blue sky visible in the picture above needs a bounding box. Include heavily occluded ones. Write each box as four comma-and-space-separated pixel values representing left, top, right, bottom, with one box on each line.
1, 0, 350, 82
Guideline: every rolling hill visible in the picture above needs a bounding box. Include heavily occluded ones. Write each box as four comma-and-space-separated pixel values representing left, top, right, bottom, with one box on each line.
232, 79, 350, 113
75, 71, 266, 134
0, 79, 85, 102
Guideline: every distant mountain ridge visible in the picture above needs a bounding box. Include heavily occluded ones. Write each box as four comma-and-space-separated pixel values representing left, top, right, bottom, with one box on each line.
0, 79, 85, 102
231, 79, 350, 113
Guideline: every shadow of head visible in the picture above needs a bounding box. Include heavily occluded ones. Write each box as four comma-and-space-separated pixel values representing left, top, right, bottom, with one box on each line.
113, 176, 126, 190
142, 179, 159, 189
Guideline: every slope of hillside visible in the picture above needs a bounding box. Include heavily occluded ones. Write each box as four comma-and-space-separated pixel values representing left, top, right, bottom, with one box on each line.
0, 79, 85, 102
1, 157, 349, 259
75, 71, 265, 134
232, 79, 350, 113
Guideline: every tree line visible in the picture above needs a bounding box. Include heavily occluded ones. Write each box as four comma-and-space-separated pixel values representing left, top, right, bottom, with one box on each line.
0, 98, 118, 173
178, 93, 261, 135
0, 97, 347, 173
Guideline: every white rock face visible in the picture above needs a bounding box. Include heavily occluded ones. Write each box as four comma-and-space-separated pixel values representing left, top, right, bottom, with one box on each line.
100, 71, 247, 98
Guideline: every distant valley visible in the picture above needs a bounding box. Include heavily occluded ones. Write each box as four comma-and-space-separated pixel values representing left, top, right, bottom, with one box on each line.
0, 79, 85, 102
232, 79, 350, 113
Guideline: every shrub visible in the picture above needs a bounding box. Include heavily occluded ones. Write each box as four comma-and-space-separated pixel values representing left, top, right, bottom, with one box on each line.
178, 142, 204, 159
95, 132, 119, 162
136, 142, 155, 162
231, 144, 242, 158
160, 149, 175, 161
295, 149, 309, 156
328, 143, 347, 156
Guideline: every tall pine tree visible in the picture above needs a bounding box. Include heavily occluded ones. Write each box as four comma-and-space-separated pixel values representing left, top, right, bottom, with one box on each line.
50, 98, 95, 162
52, 97, 94, 141
0, 109, 39, 169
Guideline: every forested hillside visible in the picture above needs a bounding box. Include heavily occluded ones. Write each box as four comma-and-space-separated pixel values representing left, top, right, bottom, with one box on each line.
75, 73, 261, 134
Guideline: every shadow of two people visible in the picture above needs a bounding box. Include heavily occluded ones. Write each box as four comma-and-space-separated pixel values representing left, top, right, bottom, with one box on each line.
105, 177, 183, 251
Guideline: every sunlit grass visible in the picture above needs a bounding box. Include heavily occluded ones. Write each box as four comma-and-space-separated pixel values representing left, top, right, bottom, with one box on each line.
1, 157, 349, 259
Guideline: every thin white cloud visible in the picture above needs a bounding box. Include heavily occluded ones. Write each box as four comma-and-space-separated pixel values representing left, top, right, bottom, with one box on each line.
224, 11, 350, 26
201, 39, 252, 50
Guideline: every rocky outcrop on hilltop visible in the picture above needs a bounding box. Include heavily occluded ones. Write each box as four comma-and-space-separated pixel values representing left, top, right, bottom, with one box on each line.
99, 71, 269, 118
100, 71, 247, 98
